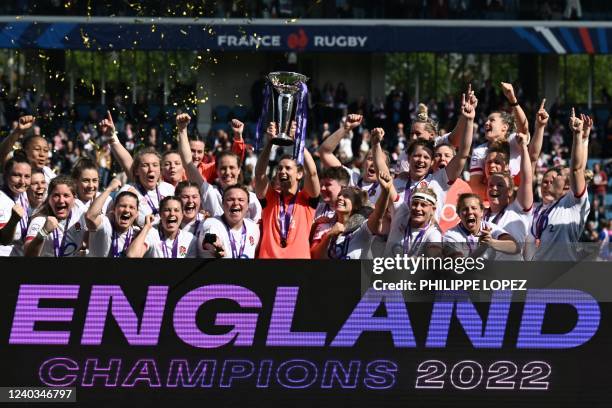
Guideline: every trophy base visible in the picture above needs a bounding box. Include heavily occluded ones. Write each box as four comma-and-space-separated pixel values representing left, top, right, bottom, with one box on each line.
270, 135, 295, 147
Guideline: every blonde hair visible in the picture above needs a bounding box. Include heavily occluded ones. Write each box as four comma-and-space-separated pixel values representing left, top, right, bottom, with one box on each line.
413, 103, 438, 136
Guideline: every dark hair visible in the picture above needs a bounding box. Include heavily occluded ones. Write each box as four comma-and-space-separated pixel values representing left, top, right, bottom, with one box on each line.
321, 166, 350, 186
487, 140, 510, 161
222, 184, 250, 203
71, 157, 98, 180
457, 193, 484, 212
339, 186, 368, 216
490, 111, 516, 135
488, 171, 515, 197
3, 155, 31, 185
159, 195, 183, 211
21, 134, 47, 151
215, 151, 241, 169
277, 154, 304, 173
161, 150, 181, 160
407, 139, 435, 157
33, 175, 77, 218
175, 181, 200, 197
115, 191, 139, 207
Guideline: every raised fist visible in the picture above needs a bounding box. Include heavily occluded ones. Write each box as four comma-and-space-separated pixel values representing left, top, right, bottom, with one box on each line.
371, 127, 385, 145
378, 170, 392, 191
569, 108, 583, 134
580, 113, 593, 140
230, 119, 244, 136
329, 222, 346, 237
16, 115, 35, 134
515, 132, 530, 146
144, 214, 155, 228
266, 122, 277, 138
12, 204, 25, 219
108, 178, 122, 191
478, 225, 492, 246
344, 114, 363, 131
176, 113, 191, 131
500, 82, 517, 104
43, 216, 59, 233
460, 93, 475, 120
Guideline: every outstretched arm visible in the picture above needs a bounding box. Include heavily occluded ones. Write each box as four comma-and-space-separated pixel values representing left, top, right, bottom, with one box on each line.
254, 122, 276, 199
515, 133, 534, 211
317, 114, 362, 168
367, 170, 392, 235
445, 92, 475, 183
302, 148, 320, 198
529, 98, 548, 169
176, 113, 205, 186
0, 116, 34, 166
370, 127, 397, 202
501, 82, 528, 135
568, 108, 587, 195
85, 178, 122, 231
446, 84, 477, 148
102, 111, 134, 180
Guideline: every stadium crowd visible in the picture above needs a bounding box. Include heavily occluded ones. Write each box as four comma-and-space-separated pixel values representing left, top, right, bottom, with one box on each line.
0, 79, 610, 260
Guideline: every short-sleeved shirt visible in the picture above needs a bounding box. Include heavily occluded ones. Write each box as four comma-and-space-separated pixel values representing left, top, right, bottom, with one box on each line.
483, 199, 532, 260
393, 169, 451, 221
143, 228, 197, 258
0, 190, 29, 256
197, 138, 246, 183
200, 182, 262, 223
384, 205, 443, 257
181, 213, 205, 238
25, 206, 87, 257
42, 166, 56, 184
443, 221, 508, 259
469, 133, 521, 177
88, 215, 140, 257
527, 189, 590, 261
119, 182, 175, 226
259, 188, 317, 259
327, 222, 374, 260
198, 216, 260, 259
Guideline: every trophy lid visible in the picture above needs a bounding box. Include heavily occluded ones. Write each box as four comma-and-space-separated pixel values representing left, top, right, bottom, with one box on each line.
267, 71, 309, 93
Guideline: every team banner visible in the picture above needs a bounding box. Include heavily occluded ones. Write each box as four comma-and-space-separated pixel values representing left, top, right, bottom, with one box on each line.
0, 258, 610, 407
0, 20, 609, 54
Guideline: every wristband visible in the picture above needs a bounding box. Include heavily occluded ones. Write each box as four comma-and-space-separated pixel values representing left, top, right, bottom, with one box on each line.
110, 131, 120, 145
37, 228, 49, 240
509, 101, 519, 107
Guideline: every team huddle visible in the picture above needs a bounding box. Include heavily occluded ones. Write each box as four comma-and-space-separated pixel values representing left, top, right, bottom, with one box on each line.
0, 83, 593, 261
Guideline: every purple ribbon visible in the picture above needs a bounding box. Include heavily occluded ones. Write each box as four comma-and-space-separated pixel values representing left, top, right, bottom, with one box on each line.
279, 193, 297, 247
1, 187, 29, 238
358, 178, 379, 198
484, 205, 507, 225
160, 230, 179, 258
137, 183, 160, 215
111, 227, 133, 258
403, 222, 429, 256
222, 217, 247, 259
52, 211, 72, 257
531, 199, 562, 241
293, 82, 309, 165
255, 82, 272, 153
458, 223, 478, 255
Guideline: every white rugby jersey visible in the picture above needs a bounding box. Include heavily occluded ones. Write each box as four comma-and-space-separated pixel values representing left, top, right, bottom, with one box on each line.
483, 199, 532, 260
119, 181, 175, 226
200, 182, 261, 223
75, 192, 112, 214
527, 189, 590, 261
88, 215, 140, 258
25, 206, 87, 257
143, 228, 197, 258
443, 220, 508, 258
384, 205, 442, 257
393, 168, 451, 221
343, 165, 382, 205
327, 222, 374, 260
198, 216, 260, 259
469, 133, 521, 177
0, 190, 29, 256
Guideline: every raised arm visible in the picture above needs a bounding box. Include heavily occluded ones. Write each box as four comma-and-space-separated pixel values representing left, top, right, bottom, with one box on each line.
515, 133, 533, 211
302, 147, 320, 198
126, 214, 153, 258
568, 108, 587, 195
501, 82, 528, 135
529, 98, 548, 169
24, 216, 58, 257
176, 113, 205, 186
370, 127, 397, 202
85, 178, 122, 230
445, 92, 475, 183
367, 170, 392, 235
317, 114, 362, 168
446, 84, 476, 148
230, 119, 246, 163
102, 111, 134, 180
254, 122, 276, 199
0, 116, 34, 166
580, 114, 593, 172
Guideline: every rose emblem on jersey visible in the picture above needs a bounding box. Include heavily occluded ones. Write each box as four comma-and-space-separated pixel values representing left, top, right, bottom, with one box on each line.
249, 236, 254, 246
180, 246, 186, 256
418, 181, 428, 188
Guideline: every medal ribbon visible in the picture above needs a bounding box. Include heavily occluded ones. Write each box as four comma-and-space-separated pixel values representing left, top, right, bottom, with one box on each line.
458, 222, 478, 255
278, 192, 297, 246
484, 205, 506, 225
159, 229, 179, 258
223, 217, 247, 259
111, 227, 133, 258
52, 211, 72, 257
531, 199, 562, 241
358, 178, 379, 197
403, 222, 429, 256
137, 183, 161, 215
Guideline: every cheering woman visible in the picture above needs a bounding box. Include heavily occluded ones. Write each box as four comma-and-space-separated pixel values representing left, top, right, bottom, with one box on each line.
0, 156, 31, 256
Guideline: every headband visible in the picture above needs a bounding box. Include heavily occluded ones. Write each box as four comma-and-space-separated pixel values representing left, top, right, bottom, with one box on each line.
411, 192, 437, 206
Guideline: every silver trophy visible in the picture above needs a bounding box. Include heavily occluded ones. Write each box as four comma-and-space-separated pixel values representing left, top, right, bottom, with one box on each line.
267, 71, 309, 146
